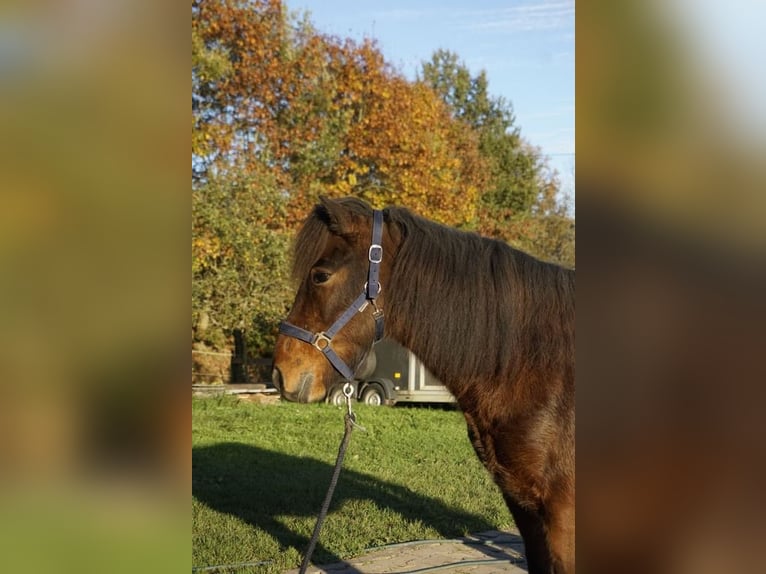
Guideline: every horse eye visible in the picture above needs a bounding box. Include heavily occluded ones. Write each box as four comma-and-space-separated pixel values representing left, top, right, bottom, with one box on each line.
312, 271, 331, 285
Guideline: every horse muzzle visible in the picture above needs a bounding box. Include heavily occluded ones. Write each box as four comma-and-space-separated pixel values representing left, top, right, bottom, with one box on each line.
272, 367, 319, 403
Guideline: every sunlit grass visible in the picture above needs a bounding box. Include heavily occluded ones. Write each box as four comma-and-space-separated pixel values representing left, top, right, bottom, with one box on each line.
192, 397, 511, 572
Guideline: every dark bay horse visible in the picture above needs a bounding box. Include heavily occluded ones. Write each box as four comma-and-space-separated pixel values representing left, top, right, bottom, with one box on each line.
273, 197, 575, 573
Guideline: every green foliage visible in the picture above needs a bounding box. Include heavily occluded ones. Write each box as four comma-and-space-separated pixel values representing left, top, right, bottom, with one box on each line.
421, 49, 538, 213
421, 49, 514, 134
192, 174, 291, 355
421, 50, 575, 266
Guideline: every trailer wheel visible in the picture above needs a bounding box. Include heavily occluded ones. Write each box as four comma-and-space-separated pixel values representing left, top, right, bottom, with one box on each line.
360, 383, 385, 406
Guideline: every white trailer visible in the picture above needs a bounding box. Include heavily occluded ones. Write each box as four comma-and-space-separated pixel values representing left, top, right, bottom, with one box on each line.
326, 338, 456, 406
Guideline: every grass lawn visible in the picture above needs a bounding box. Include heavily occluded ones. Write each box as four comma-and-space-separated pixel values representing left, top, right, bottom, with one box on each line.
192, 396, 513, 573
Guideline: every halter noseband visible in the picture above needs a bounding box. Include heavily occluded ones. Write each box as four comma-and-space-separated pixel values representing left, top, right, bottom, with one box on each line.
278, 209, 385, 381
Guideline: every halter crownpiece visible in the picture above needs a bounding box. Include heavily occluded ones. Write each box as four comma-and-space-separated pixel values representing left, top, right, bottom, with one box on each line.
278, 209, 385, 381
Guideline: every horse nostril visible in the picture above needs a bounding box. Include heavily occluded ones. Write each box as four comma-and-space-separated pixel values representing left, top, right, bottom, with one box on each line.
272, 367, 282, 392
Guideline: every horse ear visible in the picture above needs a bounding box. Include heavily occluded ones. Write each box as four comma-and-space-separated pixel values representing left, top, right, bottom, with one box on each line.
317, 196, 356, 238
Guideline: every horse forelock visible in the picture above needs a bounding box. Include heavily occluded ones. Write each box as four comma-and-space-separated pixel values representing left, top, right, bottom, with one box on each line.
291, 209, 332, 286
291, 197, 376, 285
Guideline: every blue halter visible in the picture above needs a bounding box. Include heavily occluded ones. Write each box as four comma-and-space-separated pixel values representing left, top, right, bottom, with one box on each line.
278, 210, 385, 381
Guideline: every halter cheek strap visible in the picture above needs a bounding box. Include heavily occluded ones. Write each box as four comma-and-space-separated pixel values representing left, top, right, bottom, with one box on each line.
367, 209, 385, 341
279, 209, 385, 381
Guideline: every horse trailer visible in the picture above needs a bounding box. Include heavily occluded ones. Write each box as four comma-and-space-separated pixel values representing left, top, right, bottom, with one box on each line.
326, 338, 456, 406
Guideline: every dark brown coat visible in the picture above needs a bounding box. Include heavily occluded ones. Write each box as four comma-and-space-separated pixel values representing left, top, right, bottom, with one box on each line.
274, 197, 575, 573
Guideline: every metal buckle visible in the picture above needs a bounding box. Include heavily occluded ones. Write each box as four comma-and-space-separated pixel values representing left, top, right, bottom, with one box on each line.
364, 281, 382, 297
312, 332, 332, 351
368, 244, 383, 264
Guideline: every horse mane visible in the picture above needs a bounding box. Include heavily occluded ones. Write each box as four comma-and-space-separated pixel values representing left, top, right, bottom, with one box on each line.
291, 198, 575, 390
385, 206, 575, 390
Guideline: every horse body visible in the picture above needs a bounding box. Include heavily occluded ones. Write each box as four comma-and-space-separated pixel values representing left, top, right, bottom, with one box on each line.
273, 197, 575, 574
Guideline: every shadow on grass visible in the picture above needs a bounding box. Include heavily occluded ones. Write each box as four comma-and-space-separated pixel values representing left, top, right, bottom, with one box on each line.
193, 442, 518, 568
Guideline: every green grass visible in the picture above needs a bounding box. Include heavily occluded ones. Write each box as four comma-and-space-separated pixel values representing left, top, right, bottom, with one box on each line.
192, 396, 512, 573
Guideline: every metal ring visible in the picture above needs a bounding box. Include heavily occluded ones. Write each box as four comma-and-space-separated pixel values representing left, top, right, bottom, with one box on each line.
342, 382, 354, 398
312, 332, 331, 351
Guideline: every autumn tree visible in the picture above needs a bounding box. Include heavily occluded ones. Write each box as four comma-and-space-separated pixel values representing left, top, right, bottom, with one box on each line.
299, 40, 487, 225
192, 1, 492, 355
421, 49, 574, 266
192, 24, 232, 182
192, 0, 486, 226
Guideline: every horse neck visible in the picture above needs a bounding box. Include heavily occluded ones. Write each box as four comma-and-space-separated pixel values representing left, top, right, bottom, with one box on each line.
382, 227, 510, 388
382, 220, 573, 393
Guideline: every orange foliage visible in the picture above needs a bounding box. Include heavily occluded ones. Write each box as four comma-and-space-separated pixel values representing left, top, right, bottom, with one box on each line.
193, 0, 486, 227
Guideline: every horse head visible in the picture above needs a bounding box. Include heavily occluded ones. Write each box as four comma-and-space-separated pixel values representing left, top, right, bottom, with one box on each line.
272, 197, 397, 403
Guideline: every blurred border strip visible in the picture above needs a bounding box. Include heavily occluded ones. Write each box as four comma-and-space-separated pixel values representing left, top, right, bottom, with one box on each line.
0, 1, 189, 573
577, 1, 766, 573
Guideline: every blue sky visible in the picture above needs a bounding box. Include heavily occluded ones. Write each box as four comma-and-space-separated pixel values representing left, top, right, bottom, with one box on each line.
287, 0, 575, 201
665, 0, 766, 147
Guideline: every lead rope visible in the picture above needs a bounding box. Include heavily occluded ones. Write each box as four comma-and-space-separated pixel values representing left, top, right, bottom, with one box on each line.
299, 383, 365, 574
